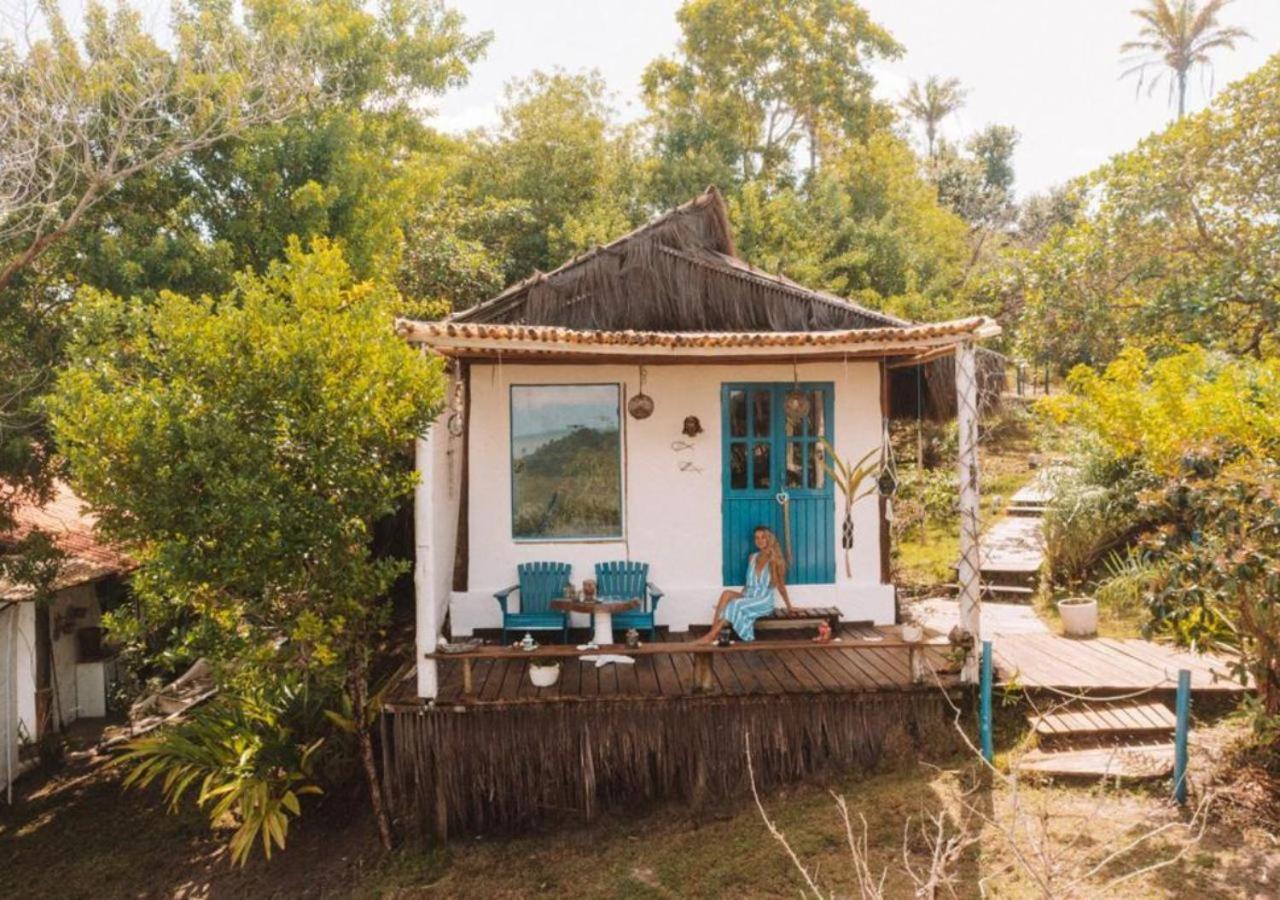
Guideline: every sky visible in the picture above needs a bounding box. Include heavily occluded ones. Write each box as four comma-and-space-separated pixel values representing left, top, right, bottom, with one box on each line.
435, 0, 1280, 198
15, 0, 1280, 198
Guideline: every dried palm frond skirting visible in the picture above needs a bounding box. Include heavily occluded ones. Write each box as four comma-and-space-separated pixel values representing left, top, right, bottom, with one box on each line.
383, 690, 959, 839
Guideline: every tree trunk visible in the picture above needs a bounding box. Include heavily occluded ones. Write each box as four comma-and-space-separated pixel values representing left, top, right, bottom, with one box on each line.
1177, 70, 1187, 120
350, 664, 394, 851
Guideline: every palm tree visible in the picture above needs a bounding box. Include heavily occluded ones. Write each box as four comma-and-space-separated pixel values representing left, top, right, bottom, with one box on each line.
1121, 0, 1251, 118
901, 75, 966, 159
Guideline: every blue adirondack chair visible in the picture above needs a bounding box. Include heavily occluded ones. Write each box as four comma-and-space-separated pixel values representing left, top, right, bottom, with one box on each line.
494, 562, 572, 644
594, 561, 663, 642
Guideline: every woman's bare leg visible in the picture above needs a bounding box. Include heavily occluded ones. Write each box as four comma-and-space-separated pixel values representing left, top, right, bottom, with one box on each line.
696, 591, 740, 643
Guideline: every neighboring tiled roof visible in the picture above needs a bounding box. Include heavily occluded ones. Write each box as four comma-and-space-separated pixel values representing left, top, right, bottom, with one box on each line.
1, 481, 131, 600
396, 315, 1000, 358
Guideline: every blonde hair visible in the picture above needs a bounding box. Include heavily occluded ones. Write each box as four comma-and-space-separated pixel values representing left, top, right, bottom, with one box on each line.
753, 525, 787, 585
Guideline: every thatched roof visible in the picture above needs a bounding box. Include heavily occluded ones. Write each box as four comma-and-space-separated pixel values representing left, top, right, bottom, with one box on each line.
397, 187, 1003, 418
446, 187, 907, 334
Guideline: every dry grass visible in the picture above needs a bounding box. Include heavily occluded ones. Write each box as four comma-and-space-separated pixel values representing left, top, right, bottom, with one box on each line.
4, 714, 1277, 898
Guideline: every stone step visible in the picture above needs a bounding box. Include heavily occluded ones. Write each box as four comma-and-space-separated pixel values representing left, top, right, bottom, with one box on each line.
1017, 743, 1175, 781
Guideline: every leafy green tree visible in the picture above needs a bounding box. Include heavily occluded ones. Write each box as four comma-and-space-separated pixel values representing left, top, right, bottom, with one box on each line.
0, 0, 314, 294
462, 69, 647, 279
48, 240, 442, 852
1020, 55, 1280, 367
730, 134, 970, 319
1121, 0, 1251, 118
901, 75, 966, 159
643, 0, 901, 201
1, 0, 488, 529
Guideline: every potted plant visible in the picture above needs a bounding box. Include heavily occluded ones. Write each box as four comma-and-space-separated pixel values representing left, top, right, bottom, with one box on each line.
528, 658, 561, 687
1057, 595, 1098, 637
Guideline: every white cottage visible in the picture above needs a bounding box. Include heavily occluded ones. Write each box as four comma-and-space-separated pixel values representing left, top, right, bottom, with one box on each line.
399, 188, 997, 699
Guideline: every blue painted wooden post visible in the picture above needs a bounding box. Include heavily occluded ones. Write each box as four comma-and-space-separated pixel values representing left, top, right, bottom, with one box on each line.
980, 639, 994, 763
1173, 668, 1191, 805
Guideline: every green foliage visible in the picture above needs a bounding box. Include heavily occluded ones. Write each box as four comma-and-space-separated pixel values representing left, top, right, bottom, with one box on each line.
1094, 547, 1167, 634
728, 137, 970, 317
118, 678, 335, 865
901, 75, 966, 158
1143, 458, 1280, 715
461, 69, 647, 280
1040, 348, 1280, 717
1042, 469, 1149, 585
1020, 56, 1280, 366
1121, 0, 1251, 119
643, 0, 901, 197
48, 238, 441, 675
1041, 347, 1280, 477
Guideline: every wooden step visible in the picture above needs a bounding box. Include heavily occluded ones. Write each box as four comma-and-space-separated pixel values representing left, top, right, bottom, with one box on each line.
1029, 700, 1175, 739
1006, 505, 1046, 518
983, 584, 1035, 599
1017, 743, 1175, 780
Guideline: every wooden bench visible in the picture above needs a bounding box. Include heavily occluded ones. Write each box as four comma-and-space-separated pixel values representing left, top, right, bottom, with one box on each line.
426, 633, 945, 696
753, 606, 846, 635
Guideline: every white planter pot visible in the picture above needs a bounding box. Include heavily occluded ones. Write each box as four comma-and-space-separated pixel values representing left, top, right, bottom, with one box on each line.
901, 624, 924, 643
1058, 597, 1098, 637
528, 663, 561, 688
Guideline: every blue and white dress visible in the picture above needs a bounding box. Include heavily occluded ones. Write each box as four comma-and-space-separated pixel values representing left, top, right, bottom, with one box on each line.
722, 553, 778, 642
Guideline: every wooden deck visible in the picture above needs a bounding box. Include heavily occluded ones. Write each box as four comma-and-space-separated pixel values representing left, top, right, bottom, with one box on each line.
418, 625, 957, 707
994, 633, 1249, 695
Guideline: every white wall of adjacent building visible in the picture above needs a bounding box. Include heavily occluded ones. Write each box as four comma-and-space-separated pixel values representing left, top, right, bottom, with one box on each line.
422, 359, 893, 654
1, 585, 108, 797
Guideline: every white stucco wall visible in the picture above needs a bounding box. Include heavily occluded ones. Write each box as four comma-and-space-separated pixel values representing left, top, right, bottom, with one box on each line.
444, 359, 893, 638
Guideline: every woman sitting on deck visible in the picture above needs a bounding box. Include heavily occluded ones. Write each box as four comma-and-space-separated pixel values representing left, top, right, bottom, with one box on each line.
696, 525, 793, 644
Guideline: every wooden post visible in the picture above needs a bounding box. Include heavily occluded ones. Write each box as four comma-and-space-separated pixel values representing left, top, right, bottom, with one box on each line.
414, 386, 440, 700
956, 342, 982, 683
980, 640, 994, 763
1173, 669, 1191, 805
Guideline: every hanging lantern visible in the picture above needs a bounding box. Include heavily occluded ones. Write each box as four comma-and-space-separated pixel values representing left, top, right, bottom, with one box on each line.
628, 394, 654, 419
784, 390, 811, 422
628, 365, 654, 419
784, 359, 810, 423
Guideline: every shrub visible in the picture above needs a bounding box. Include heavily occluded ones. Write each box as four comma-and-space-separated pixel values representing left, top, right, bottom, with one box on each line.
118, 677, 339, 865
1041, 467, 1148, 585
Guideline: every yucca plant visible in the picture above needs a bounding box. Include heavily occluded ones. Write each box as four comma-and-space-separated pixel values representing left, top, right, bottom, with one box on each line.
820, 440, 884, 577
117, 679, 327, 866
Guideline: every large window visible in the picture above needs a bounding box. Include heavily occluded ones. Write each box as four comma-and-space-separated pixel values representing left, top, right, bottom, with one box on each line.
510, 384, 623, 540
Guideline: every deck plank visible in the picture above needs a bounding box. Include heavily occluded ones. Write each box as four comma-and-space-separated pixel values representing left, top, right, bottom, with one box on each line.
398, 625, 967, 709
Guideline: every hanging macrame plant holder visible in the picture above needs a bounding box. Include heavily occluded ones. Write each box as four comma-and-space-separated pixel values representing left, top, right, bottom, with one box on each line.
820, 438, 882, 578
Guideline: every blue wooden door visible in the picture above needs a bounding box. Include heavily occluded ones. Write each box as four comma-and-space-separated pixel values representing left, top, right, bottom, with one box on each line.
721, 383, 835, 586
